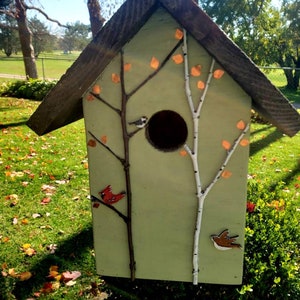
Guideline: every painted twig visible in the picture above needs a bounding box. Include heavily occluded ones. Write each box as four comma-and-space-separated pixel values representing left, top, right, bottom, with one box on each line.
88, 130, 125, 165
127, 38, 183, 98
91, 195, 128, 223
120, 50, 136, 281
89, 92, 121, 115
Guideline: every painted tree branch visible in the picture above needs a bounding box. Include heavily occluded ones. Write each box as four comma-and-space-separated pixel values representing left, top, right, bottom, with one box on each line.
88, 130, 125, 165
120, 49, 136, 281
127, 38, 183, 98
90, 92, 121, 115
91, 195, 128, 223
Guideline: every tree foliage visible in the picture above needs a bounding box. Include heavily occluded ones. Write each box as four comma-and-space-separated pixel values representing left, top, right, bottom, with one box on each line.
199, 0, 300, 90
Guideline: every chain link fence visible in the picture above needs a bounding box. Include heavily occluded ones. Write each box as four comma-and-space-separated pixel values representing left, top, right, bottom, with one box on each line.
0, 57, 299, 88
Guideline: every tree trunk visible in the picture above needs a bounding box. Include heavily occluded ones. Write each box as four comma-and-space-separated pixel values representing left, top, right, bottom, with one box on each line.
87, 0, 105, 38
15, 0, 38, 79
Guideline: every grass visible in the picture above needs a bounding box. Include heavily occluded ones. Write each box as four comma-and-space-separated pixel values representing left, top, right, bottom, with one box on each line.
0, 51, 79, 80
0, 97, 299, 299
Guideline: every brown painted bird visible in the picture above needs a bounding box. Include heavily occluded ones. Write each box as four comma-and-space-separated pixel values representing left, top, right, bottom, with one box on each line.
99, 185, 125, 205
211, 229, 241, 250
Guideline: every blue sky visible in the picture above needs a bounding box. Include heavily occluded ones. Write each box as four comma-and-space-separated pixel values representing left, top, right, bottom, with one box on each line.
29, 0, 123, 27
29, 0, 281, 30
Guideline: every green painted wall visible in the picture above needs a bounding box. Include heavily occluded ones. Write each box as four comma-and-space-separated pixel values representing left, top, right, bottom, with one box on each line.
83, 8, 251, 284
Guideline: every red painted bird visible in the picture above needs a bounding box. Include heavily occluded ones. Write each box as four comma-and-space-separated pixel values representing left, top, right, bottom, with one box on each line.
99, 185, 125, 205
211, 229, 241, 250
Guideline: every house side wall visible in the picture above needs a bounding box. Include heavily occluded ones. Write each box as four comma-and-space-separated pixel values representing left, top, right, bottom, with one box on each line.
83, 8, 251, 284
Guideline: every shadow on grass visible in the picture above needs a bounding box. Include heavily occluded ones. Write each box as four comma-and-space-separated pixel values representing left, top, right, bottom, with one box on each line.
10, 226, 94, 300
0, 120, 28, 129
250, 127, 283, 157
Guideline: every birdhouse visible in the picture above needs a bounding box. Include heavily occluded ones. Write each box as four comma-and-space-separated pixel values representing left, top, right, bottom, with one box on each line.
27, 0, 300, 285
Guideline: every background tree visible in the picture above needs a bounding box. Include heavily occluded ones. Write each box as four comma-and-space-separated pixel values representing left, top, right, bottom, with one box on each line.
0, 13, 20, 56
87, 0, 105, 38
0, 0, 67, 79
60, 22, 91, 53
29, 16, 53, 57
199, 0, 300, 90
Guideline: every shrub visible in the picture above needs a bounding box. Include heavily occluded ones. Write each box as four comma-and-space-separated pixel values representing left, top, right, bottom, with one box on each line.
242, 179, 300, 299
0, 79, 57, 101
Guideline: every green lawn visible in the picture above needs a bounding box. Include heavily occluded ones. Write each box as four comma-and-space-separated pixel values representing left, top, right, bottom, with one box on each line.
0, 52, 79, 80
0, 97, 299, 299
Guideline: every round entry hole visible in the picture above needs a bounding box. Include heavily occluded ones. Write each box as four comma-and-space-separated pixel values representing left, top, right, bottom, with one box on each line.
146, 110, 188, 152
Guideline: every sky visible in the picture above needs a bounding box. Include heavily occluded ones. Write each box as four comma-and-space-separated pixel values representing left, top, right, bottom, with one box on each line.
28, 0, 124, 30
28, 0, 282, 32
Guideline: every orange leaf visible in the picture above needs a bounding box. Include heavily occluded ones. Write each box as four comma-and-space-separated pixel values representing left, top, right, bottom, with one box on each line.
180, 150, 187, 157
197, 80, 205, 90
111, 73, 120, 83
19, 271, 32, 281
92, 85, 101, 94
8, 268, 18, 278
101, 135, 107, 144
236, 120, 246, 130
240, 138, 249, 147
24, 247, 37, 256
175, 28, 184, 40
21, 219, 29, 225
49, 265, 59, 272
222, 140, 231, 150
86, 94, 94, 101
213, 69, 225, 79
124, 63, 132, 71
191, 65, 201, 77
150, 56, 160, 69
87, 139, 96, 147
222, 170, 232, 179
172, 54, 183, 64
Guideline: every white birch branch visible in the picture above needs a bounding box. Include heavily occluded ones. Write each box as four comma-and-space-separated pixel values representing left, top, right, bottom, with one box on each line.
182, 29, 195, 114
182, 29, 249, 285
202, 122, 250, 199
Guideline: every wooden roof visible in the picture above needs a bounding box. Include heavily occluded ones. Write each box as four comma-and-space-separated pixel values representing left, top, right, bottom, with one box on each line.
27, 0, 300, 137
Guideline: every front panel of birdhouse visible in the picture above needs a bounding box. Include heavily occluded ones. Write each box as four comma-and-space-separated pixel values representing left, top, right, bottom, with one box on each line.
83, 8, 251, 284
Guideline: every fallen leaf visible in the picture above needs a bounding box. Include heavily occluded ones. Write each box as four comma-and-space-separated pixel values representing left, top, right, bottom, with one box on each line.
40, 282, 53, 294
61, 271, 81, 283
21, 219, 29, 225
18, 271, 32, 281
8, 268, 18, 278
24, 247, 37, 256
32, 213, 41, 219
150, 56, 159, 69
40, 197, 51, 205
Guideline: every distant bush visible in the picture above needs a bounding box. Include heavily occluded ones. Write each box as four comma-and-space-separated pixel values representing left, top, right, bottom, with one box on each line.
0, 79, 56, 101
